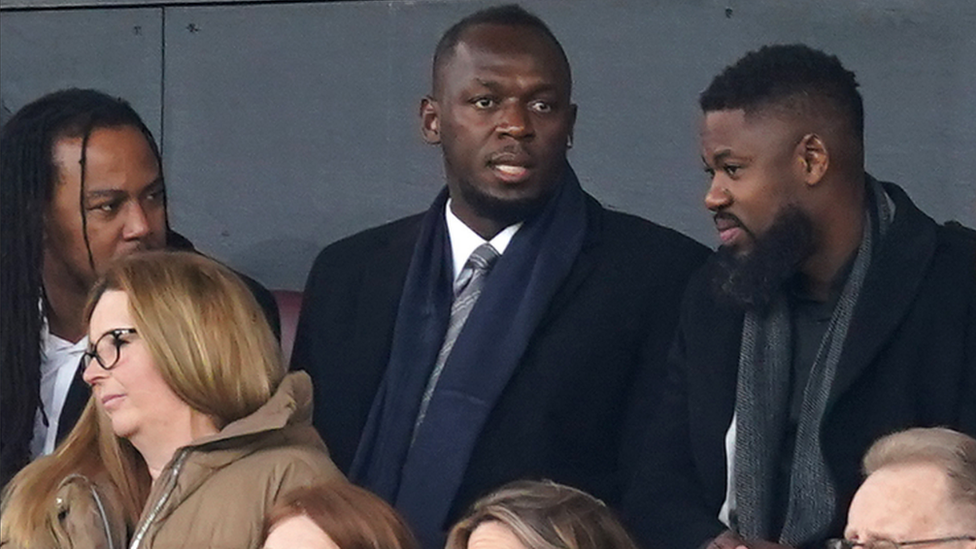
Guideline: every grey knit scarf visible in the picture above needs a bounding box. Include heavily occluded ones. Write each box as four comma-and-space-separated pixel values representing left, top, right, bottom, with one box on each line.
733, 178, 892, 545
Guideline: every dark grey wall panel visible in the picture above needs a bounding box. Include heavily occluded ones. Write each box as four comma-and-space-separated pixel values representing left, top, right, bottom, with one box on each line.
0, 8, 162, 138
541, 0, 976, 247
2, 0, 974, 290
730, 2, 976, 225
162, 1, 438, 290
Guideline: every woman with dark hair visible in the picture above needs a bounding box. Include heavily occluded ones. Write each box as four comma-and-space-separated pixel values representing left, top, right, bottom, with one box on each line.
0, 89, 278, 487
446, 481, 639, 549
1, 251, 337, 548
263, 482, 418, 549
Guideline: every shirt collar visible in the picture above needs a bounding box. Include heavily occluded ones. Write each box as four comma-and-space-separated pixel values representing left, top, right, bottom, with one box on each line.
39, 315, 88, 378
445, 199, 522, 280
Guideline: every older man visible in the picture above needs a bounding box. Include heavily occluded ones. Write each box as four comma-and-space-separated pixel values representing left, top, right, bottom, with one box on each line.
840, 428, 976, 549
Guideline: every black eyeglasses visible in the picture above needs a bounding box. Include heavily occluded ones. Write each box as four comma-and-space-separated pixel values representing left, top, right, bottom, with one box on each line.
827, 536, 976, 549
83, 328, 138, 370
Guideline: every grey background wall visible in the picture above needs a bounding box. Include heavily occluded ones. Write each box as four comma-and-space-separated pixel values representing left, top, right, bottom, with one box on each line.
2, 0, 974, 290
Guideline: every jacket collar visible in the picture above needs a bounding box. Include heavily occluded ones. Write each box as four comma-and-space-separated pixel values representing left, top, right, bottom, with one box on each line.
531, 193, 604, 325
193, 371, 314, 446
162, 371, 321, 488
135, 372, 325, 534
827, 178, 938, 404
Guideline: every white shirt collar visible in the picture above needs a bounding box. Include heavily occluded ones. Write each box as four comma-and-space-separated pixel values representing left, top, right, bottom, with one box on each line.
445, 199, 522, 280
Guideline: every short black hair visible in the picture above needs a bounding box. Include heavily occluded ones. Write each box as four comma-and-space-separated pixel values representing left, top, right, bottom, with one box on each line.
431, 4, 571, 95
700, 44, 863, 140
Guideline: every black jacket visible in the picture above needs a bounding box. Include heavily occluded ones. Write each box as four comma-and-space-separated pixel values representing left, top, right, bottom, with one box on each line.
291, 192, 710, 535
622, 181, 976, 549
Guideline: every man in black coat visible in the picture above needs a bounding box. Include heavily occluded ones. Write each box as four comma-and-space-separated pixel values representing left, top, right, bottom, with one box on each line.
622, 44, 976, 549
290, 6, 708, 548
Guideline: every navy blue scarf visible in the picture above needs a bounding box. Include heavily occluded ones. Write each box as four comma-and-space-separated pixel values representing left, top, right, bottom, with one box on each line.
350, 164, 588, 548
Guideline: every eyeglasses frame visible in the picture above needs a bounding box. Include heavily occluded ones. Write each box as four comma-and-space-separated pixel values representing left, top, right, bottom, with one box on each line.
82, 328, 139, 371
827, 536, 976, 549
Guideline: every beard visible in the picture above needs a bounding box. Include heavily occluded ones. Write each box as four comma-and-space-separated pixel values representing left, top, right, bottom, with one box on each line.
710, 204, 816, 312
453, 174, 559, 228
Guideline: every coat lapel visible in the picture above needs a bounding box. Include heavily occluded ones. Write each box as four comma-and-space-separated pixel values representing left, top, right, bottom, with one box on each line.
696, 297, 743, 503
827, 183, 937, 407
348, 217, 425, 440
533, 196, 603, 329
57, 359, 91, 443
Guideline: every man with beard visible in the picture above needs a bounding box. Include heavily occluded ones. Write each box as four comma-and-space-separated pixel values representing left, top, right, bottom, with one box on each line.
622, 45, 976, 549
290, 5, 708, 548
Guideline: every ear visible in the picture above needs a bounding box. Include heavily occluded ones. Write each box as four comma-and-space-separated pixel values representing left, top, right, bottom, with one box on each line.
797, 133, 829, 186
420, 96, 441, 145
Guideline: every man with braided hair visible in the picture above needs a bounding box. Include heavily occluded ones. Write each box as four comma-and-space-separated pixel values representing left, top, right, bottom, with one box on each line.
0, 89, 279, 486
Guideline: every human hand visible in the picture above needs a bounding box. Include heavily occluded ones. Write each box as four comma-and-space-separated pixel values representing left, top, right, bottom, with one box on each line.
706, 530, 748, 549
704, 531, 793, 549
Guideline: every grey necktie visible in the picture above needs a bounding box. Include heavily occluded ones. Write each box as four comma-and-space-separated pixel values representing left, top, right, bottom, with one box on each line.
412, 242, 500, 438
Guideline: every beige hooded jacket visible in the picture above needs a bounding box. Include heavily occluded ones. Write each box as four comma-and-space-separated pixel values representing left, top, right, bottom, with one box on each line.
127, 371, 343, 549
1, 371, 343, 549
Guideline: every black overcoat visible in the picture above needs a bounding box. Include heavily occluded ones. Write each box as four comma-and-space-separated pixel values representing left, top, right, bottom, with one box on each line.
291, 191, 710, 536
622, 181, 976, 549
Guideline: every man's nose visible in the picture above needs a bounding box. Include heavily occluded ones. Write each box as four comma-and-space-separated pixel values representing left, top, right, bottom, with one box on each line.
497, 102, 534, 139
122, 203, 151, 240
704, 178, 731, 211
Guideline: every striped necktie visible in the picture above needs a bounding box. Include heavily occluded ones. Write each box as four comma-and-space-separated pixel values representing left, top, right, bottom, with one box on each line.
412, 242, 500, 438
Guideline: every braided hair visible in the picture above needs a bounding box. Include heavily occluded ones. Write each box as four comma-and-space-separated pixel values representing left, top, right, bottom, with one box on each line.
0, 89, 164, 486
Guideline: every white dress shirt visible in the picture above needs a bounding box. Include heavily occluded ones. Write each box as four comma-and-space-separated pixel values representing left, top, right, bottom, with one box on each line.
445, 199, 521, 281
719, 413, 738, 528
32, 319, 87, 458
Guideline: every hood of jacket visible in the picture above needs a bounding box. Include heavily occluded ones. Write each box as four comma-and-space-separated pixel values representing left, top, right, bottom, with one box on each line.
187, 369, 320, 457
153, 369, 325, 489
129, 371, 339, 549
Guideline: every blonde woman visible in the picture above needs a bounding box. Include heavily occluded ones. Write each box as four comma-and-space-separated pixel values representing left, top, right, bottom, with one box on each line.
446, 480, 639, 549
1, 251, 342, 548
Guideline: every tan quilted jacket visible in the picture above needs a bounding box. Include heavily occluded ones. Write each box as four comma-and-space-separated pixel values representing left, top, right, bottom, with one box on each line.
1, 371, 343, 549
